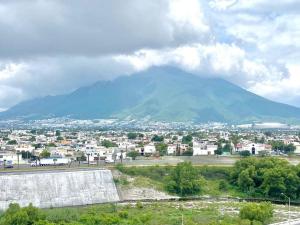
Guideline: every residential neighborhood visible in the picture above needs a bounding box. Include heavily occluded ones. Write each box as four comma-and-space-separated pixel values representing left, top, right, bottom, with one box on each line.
1, 125, 300, 168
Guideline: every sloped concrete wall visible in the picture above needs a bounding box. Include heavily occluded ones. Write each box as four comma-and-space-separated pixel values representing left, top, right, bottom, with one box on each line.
0, 169, 119, 210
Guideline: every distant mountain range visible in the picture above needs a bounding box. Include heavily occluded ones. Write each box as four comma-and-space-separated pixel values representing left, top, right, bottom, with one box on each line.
1, 67, 300, 123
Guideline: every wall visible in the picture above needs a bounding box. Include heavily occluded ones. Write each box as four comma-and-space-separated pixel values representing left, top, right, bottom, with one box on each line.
0, 169, 119, 210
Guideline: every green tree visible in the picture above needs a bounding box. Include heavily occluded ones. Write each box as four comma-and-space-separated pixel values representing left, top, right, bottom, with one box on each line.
182, 135, 193, 144
238, 169, 254, 192
214, 146, 223, 156
101, 140, 118, 148
166, 162, 203, 196
55, 130, 61, 137
127, 133, 138, 139
151, 135, 164, 142
7, 140, 17, 145
0, 203, 44, 225
239, 202, 273, 225
39, 149, 51, 158
155, 143, 168, 156
127, 151, 140, 160
56, 136, 64, 141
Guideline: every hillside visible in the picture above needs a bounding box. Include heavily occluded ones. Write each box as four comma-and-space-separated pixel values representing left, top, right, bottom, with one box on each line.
1, 67, 300, 123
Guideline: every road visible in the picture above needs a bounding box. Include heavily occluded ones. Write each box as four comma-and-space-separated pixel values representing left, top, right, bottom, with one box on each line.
1, 156, 300, 173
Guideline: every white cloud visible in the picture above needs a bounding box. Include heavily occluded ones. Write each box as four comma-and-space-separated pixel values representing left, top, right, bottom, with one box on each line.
0, 0, 300, 109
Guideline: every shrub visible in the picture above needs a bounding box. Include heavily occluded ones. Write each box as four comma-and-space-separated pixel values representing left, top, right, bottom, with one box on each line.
239, 202, 273, 224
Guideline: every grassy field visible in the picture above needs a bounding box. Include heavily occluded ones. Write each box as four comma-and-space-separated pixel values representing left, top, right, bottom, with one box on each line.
114, 164, 247, 198
40, 201, 247, 225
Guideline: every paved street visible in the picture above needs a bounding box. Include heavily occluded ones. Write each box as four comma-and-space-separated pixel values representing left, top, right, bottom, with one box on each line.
1, 156, 300, 173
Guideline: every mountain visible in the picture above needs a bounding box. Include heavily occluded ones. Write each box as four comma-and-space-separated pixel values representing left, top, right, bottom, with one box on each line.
1, 67, 300, 123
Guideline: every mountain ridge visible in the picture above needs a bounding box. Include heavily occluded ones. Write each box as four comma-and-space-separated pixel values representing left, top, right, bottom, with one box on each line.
1, 67, 300, 123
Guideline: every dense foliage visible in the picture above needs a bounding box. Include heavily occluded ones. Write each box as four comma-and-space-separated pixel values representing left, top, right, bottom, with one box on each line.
39, 150, 50, 158
231, 157, 300, 199
151, 135, 164, 142
239, 202, 273, 225
0, 202, 264, 225
101, 140, 118, 148
155, 143, 168, 156
165, 162, 204, 196
268, 140, 296, 153
127, 151, 140, 160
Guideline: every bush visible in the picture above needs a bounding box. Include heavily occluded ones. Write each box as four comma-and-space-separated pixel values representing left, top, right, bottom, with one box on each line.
239, 151, 251, 157
239, 202, 273, 224
166, 162, 203, 196
231, 157, 300, 199
127, 151, 140, 160
219, 180, 229, 191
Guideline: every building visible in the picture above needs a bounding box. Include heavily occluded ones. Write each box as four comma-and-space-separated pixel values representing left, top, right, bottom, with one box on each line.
193, 141, 217, 156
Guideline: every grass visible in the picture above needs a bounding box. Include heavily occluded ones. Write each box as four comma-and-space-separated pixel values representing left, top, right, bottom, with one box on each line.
115, 164, 247, 198
41, 201, 246, 225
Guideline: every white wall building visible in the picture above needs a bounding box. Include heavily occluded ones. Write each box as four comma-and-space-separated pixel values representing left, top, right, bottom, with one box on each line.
144, 143, 156, 154
167, 145, 177, 155
193, 141, 217, 156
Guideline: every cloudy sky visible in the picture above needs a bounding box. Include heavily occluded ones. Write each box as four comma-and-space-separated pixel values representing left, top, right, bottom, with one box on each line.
0, 0, 300, 111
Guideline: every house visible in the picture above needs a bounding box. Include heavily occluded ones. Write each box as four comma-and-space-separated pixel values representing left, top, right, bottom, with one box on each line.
293, 142, 300, 154
143, 143, 156, 155
167, 144, 177, 155
193, 141, 217, 156
240, 143, 272, 155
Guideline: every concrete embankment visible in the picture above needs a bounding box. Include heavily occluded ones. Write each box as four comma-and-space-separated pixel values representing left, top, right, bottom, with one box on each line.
0, 169, 119, 210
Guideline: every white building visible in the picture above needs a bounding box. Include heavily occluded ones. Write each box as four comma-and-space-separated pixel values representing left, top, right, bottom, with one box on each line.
193, 141, 217, 156
241, 143, 272, 155
293, 142, 300, 154
144, 143, 156, 154
167, 144, 177, 155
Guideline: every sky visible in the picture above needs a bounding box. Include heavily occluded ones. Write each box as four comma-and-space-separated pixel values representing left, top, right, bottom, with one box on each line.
0, 0, 300, 111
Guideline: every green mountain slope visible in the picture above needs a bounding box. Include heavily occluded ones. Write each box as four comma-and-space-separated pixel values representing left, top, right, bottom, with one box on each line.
1, 67, 300, 123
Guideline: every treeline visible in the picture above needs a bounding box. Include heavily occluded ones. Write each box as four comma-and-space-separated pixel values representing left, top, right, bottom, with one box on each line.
117, 157, 300, 200
231, 157, 300, 199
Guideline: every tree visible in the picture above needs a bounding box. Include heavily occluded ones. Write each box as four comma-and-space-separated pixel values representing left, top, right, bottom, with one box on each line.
57, 136, 64, 141
284, 143, 296, 154
55, 130, 61, 136
240, 202, 273, 225
127, 151, 140, 160
127, 133, 138, 139
166, 162, 203, 196
7, 140, 17, 145
230, 135, 240, 152
155, 143, 168, 156
46, 143, 56, 147
0, 203, 45, 225
182, 148, 193, 156
182, 135, 193, 144
214, 146, 223, 156
101, 140, 118, 148
222, 143, 232, 153
238, 169, 254, 192
264, 131, 272, 137
40, 149, 50, 158
151, 135, 164, 142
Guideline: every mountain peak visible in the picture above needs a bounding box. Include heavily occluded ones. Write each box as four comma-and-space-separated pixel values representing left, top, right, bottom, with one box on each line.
1, 67, 300, 123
